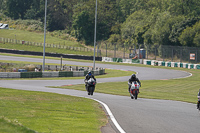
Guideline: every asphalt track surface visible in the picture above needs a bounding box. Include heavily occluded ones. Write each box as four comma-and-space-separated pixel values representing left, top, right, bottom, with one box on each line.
0, 55, 200, 133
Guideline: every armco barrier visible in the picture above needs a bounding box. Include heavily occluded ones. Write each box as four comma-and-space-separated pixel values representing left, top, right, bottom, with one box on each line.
99, 69, 105, 75
42, 71, 59, 77
0, 72, 20, 78
73, 71, 84, 77
59, 71, 73, 77
0, 69, 105, 78
21, 72, 42, 78
93, 70, 99, 75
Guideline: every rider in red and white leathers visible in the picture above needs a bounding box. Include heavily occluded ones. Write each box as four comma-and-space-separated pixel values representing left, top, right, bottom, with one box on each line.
128, 74, 141, 92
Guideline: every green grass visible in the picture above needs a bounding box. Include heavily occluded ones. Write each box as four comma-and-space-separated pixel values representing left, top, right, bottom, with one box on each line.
0, 116, 36, 133
0, 42, 94, 56
0, 29, 81, 47
0, 88, 107, 133
0, 29, 96, 56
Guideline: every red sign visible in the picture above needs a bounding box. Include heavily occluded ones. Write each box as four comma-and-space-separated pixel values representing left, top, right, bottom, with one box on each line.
190, 53, 195, 60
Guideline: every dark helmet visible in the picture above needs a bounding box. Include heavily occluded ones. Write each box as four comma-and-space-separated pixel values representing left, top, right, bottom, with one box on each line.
131, 74, 136, 79
88, 71, 92, 76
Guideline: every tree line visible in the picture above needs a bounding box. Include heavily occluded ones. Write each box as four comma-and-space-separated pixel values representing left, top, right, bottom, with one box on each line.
1, 0, 200, 47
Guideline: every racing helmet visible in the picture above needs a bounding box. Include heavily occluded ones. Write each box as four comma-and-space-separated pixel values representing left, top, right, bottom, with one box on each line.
131, 74, 136, 79
88, 71, 92, 76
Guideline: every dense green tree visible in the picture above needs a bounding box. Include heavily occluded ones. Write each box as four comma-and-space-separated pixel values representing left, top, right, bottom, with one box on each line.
73, 11, 94, 45
24, 0, 44, 20
6, 0, 33, 19
47, 0, 68, 31
179, 21, 200, 47
72, 0, 118, 44
121, 10, 151, 44
169, 17, 200, 45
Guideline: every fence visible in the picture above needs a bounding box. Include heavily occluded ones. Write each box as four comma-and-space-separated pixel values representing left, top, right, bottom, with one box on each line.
1, 36, 200, 63
98, 42, 200, 63
0, 37, 96, 55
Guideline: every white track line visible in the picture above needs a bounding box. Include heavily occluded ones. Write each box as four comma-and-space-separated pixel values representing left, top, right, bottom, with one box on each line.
74, 94, 126, 133
92, 98, 126, 133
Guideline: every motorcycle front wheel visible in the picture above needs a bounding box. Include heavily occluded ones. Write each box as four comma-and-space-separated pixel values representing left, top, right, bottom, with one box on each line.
88, 86, 95, 95
134, 90, 138, 99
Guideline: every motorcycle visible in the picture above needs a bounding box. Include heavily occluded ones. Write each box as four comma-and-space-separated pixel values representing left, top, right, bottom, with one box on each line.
129, 81, 140, 99
85, 78, 96, 95
197, 96, 200, 111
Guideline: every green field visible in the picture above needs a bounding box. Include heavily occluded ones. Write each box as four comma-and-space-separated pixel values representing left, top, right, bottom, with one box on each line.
0, 88, 107, 133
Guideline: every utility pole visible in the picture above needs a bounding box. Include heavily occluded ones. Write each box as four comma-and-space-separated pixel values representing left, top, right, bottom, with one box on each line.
93, 0, 97, 70
43, 0, 47, 71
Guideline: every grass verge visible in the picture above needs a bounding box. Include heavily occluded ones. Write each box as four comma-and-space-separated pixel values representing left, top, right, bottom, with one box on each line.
0, 88, 107, 133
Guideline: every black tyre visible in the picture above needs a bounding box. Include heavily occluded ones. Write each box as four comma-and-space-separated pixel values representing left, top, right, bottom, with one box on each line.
89, 86, 95, 96
134, 90, 138, 99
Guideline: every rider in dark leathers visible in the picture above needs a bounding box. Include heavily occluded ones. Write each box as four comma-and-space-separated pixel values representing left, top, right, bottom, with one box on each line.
197, 89, 200, 109
128, 74, 141, 92
84, 71, 96, 90
85, 71, 96, 81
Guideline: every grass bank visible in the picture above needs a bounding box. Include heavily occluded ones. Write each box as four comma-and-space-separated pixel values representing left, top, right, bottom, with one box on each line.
0, 88, 107, 133
0, 42, 94, 56
0, 29, 96, 56
0, 29, 81, 47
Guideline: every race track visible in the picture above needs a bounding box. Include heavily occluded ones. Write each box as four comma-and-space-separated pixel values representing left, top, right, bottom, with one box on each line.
0, 55, 199, 133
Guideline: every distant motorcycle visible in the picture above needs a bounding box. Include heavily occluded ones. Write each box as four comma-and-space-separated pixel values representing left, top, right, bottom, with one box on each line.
85, 78, 96, 95
129, 81, 140, 99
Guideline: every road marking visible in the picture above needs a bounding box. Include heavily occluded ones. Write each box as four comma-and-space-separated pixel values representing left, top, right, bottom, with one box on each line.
91, 98, 126, 133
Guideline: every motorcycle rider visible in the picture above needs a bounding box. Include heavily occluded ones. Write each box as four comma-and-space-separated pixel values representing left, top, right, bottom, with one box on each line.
197, 89, 200, 109
128, 74, 141, 92
84, 71, 96, 90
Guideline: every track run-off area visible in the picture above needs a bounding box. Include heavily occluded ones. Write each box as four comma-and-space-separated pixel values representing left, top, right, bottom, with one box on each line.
0, 55, 199, 133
